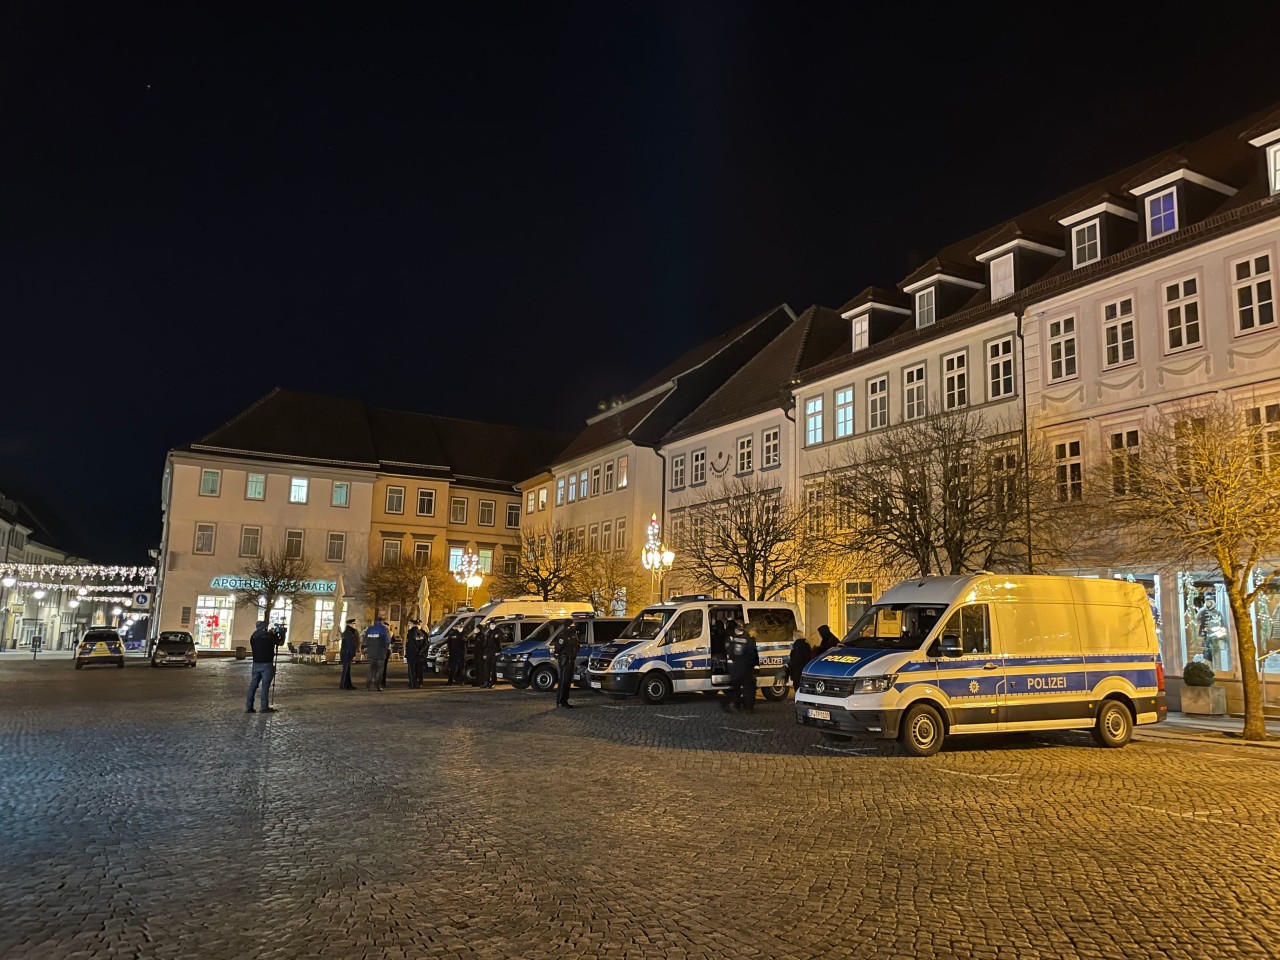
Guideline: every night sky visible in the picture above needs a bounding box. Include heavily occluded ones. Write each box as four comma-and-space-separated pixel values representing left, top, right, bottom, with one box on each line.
4, 4, 1279, 562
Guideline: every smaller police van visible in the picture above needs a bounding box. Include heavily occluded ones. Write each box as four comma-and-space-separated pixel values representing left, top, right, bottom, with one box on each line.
586, 594, 802, 704
496, 614, 630, 691
796, 574, 1167, 756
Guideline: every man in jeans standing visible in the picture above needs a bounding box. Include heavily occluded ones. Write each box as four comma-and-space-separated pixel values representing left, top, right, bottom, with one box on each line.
246, 620, 280, 713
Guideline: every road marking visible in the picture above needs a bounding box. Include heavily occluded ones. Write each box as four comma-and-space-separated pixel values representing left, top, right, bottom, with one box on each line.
602, 705, 626, 711
816, 744, 876, 754
724, 727, 771, 735
656, 714, 697, 719
938, 769, 1020, 782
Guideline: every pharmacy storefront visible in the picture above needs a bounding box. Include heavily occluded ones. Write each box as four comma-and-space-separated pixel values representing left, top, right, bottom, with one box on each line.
193, 575, 343, 650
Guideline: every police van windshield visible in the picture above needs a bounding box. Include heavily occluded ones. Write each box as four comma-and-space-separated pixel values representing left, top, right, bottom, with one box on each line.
529, 619, 567, 646
840, 604, 947, 650
619, 608, 675, 640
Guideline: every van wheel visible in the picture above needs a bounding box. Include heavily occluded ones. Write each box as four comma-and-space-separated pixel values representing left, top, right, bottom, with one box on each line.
899, 703, 944, 757
760, 678, 789, 701
530, 665, 557, 692
639, 671, 672, 705
1092, 699, 1132, 748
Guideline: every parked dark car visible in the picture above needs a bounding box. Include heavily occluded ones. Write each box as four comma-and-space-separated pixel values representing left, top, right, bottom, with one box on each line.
151, 630, 197, 668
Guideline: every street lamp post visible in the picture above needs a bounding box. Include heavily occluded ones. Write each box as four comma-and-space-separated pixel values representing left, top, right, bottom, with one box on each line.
453, 548, 484, 607
640, 513, 675, 603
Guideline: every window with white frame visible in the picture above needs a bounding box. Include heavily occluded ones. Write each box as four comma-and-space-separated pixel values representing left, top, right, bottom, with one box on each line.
239, 525, 260, 558
477, 548, 493, 574
452, 497, 468, 524
285, 529, 304, 560
1053, 440, 1083, 502
590, 465, 601, 496
588, 524, 599, 552
1163, 277, 1201, 351
385, 486, 404, 514
762, 427, 780, 467
601, 520, 612, 552
246, 473, 265, 500
868, 376, 888, 429
915, 288, 936, 327
479, 500, 496, 526
942, 351, 966, 409
903, 364, 926, 420
1047, 317, 1077, 381
194, 523, 215, 554
852, 316, 869, 351
991, 449, 1019, 516
506, 503, 520, 528
692, 449, 706, 485
289, 477, 308, 504
313, 599, 336, 642
331, 481, 348, 507
737, 436, 753, 473
1109, 429, 1141, 496
617, 455, 629, 488
1102, 297, 1136, 367
1246, 403, 1280, 473
537, 488, 547, 511
412, 489, 432, 516
579, 469, 588, 498
835, 388, 854, 438
555, 478, 565, 506
379, 538, 399, 563
568, 472, 578, 502
448, 546, 464, 572
987, 337, 1014, 400
526, 491, 535, 514
990, 253, 1014, 300
1146, 189, 1177, 239
616, 517, 627, 551
1233, 252, 1274, 332
1269, 144, 1280, 195
805, 396, 824, 446
503, 554, 518, 576
327, 532, 346, 563
1072, 220, 1100, 267
671, 454, 686, 489
413, 541, 431, 564
603, 460, 615, 493
199, 469, 221, 496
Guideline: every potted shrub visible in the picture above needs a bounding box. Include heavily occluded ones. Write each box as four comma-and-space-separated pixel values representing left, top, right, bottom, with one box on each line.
1180, 660, 1227, 716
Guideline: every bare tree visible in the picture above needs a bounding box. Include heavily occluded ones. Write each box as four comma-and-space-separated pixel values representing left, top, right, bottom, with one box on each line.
233, 543, 317, 629
490, 522, 583, 601
572, 548, 650, 615
357, 556, 430, 620
1080, 395, 1280, 741
671, 474, 826, 601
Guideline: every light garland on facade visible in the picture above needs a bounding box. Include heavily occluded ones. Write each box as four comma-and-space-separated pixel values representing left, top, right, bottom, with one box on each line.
0, 563, 156, 583
1, 580, 153, 593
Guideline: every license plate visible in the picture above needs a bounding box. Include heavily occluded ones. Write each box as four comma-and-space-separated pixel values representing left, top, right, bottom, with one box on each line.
495, 671, 505, 679
807, 708, 831, 721
589, 681, 601, 689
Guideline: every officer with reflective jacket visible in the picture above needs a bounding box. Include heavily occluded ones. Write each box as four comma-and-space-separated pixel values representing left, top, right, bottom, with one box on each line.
554, 622, 582, 709
724, 622, 759, 712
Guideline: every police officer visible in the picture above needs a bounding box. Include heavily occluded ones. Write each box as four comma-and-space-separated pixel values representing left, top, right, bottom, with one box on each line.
468, 624, 485, 687
446, 625, 466, 685
363, 615, 391, 691
554, 622, 582, 709
724, 622, 759, 712
481, 622, 502, 688
405, 619, 426, 688
338, 618, 358, 690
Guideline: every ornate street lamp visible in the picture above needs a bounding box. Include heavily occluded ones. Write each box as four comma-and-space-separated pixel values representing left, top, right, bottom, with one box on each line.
640, 513, 675, 602
453, 548, 484, 606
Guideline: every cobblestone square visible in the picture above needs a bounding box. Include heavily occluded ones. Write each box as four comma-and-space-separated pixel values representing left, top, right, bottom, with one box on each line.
1, 657, 1277, 959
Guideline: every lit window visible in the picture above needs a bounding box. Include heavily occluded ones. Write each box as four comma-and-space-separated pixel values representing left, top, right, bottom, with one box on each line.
556, 478, 565, 506
526, 491, 535, 514
1047, 317, 1077, 382
737, 436, 753, 473
590, 465, 601, 497
289, 477, 308, 504
1102, 298, 1136, 367
477, 548, 493, 574
617, 456, 629, 488
616, 517, 627, 551
603, 461, 615, 493
452, 498, 468, 524
990, 254, 1014, 300
285, 529, 304, 559
479, 500, 496, 526
1163, 278, 1201, 351
916, 288, 936, 327
981, 337, 1012, 401
762, 428, 780, 467
1233, 253, 1274, 333
868, 376, 888, 430
331, 482, 348, 507
1146, 189, 1177, 239
245, 473, 265, 500
538, 488, 547, 511
943, 351, 967, 410
506, 503, 520, 528
568, 472, 577, 502
1054, 440, 1083, 502
413, 541, 431, 564
835, 388, 854, 438
239, 526, 260, 558
671, 454, 686, 489
327, 533, 346, 563
579, 469, 588, 497
1072, 221, 1100, 267
385, 486, 404, 514
417, 489, 435, 516
805, 396, 824, 446
903, 364, 926, 420
199, 469, 221, 497
1110, 430, 1141, 496
852, 316, 869, 351
691, 449, 706, 485
448, 546, 464, 571
194, 523, 215, 555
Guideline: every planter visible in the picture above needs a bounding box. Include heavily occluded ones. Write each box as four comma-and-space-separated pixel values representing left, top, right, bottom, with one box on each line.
1181, 683, 1227, 716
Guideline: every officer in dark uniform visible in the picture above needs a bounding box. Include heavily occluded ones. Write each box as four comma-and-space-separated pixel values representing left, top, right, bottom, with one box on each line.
338, 618, 358, 689
554, 621, 582, 708
446, 626, 466, 685
468, 624, 485, 686
481, 623, 502, 687
405, 619, 426, 688
724, 622, 759, 712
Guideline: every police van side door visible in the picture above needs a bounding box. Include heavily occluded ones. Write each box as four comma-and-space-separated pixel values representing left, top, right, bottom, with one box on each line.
663, 608, 708, 692
708, 604, 743, 687
936, 604, 1004, 733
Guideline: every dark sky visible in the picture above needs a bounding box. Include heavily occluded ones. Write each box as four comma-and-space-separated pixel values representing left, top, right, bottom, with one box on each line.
3, 3, 1279, 562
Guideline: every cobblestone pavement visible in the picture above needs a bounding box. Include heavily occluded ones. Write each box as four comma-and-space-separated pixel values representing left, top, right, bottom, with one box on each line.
2, 658, 1278, 960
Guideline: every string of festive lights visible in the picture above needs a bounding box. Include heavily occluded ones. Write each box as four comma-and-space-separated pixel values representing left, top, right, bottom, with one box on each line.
0, 580, 152, 593
0, 563, 156, 582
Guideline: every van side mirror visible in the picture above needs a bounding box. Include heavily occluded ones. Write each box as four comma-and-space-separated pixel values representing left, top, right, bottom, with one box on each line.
939, 634, 963, 658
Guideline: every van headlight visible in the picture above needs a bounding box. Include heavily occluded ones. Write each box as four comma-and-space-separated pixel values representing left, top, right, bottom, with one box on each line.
853, 676, 896, 694
612, 654, 635, 671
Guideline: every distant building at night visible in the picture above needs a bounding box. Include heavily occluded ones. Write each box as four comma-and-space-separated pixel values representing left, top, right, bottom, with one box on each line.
0, 491, 84, 649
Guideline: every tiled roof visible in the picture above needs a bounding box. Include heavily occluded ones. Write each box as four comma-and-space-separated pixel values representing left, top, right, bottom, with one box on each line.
1239, 108, 1280, 142
838, 286, 910, 315
1049, 189, 1135, 223
1121, 150, 1194, 193
665, 305, 846, 443
968, 220, 1061, 257
193, 389, 379, 465
899, 257, 984, 290
552, 393, 667, 465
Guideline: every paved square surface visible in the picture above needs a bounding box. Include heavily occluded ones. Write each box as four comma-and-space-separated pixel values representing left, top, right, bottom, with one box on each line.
1, 656, 1277, 959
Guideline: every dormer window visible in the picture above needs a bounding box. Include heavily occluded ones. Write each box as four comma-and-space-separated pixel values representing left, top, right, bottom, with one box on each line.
915, 288, 935, 328
990, 254, 1014, 301
1146, 189, 1178, 239
852, 316, 869, 351
1072, 220, 1100, 267
1269, 143, 1280, 195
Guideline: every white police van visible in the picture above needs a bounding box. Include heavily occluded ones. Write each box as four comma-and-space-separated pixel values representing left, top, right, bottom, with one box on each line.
795, 574, 1167, 756
586, 594, 802, 704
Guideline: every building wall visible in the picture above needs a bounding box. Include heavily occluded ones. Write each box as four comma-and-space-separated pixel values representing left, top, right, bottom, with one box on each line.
548, 441, 658, 560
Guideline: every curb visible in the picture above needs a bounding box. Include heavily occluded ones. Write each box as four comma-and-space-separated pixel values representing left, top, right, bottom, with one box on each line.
1134, 730, 1280, 749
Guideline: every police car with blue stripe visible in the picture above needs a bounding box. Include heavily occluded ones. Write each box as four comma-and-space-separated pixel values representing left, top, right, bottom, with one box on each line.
796, 574, 1167, 755
495, 613, 630, 691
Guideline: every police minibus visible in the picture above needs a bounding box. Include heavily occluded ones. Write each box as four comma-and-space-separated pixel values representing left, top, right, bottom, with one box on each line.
795, 574, 1167, 755
586, 594, 802, 704
496, 613, 630, 691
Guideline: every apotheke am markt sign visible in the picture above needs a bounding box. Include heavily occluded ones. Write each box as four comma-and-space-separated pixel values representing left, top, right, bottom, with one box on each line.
209, 576, 337, 595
